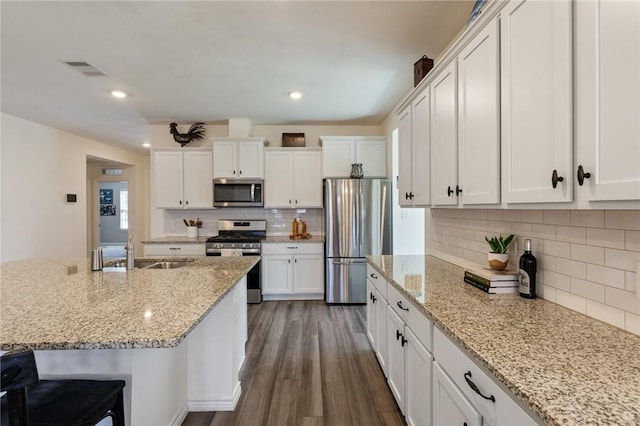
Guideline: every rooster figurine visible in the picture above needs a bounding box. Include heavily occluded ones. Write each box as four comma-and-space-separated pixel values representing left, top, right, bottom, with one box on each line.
169, 122, 206, 147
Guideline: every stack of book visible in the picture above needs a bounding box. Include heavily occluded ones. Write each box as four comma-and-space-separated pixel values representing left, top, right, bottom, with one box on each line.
463, 267, 520, 294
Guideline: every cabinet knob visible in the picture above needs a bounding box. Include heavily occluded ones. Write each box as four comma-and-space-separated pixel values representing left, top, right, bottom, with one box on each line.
185, 200, 189, 205
447, 186, 453, 196
239, 170, 242, 175
409, 192, 414, 200
289, 200, 292, 204
396, 329, 402, 341
455, 185, 462, 196
577, 165, 591, 186
401, 335, 407, 347
405, 192, 409, 200
551, 169, 564, 189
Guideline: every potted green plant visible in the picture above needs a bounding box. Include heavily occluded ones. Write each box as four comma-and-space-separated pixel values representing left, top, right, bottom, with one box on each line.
485, 234, 515, 271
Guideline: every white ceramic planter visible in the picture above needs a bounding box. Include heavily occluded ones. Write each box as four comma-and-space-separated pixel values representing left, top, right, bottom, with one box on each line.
488, 252, 509, 271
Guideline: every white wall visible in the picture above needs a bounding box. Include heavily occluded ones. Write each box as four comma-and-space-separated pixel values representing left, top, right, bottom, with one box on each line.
428, 208, 640, 336
1, 113, 149, 262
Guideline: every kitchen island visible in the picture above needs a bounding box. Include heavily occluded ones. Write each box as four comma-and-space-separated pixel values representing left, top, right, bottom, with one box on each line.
0, 256, 259, 426
367, 255, 640, 426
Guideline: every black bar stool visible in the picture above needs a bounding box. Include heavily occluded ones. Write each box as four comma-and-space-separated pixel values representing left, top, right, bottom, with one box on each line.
1, 349, 126, 426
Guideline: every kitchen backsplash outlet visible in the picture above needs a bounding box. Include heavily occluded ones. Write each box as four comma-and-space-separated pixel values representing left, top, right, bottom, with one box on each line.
429, 209, 640, 336
164, 208, 324, 237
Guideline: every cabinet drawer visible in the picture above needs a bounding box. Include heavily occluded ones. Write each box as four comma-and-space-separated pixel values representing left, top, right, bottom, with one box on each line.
387, 283, 411, 322
143, 244, 205, 257
408, 305, 432, 353
261, 242, 323, 255
366, 264, 387, 299
434, 328, 537, 426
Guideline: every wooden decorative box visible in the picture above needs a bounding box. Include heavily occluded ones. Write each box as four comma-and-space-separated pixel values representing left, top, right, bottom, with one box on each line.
414, 55, 434, 87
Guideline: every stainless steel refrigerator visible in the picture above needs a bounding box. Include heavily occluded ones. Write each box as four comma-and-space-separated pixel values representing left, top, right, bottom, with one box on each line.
325, 178, 392, 304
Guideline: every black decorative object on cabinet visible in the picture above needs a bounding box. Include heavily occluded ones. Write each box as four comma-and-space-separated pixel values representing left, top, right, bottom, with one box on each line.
169, 122, 206, 147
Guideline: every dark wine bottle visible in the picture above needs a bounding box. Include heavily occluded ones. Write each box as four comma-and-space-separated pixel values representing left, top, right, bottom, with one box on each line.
519, 239, 537, 299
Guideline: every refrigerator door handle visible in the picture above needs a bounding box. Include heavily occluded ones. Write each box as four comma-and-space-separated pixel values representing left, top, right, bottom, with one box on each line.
379, 184, 387, 256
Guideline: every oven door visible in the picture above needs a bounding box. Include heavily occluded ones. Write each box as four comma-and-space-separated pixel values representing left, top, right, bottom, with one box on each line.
207, 250, 262, 304
213, 178, 263, 207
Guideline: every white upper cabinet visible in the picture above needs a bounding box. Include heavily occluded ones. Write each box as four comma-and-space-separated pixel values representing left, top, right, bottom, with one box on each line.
153, 149, 213, 209
212, 138, 264, 179
575, 0, 640, 202
430, 61, 458, 206
264, 149, 322, 208
321, 136, 387, 178
398, 88, 431, 207
500, 0, 573, 203
457, 17, 501, 205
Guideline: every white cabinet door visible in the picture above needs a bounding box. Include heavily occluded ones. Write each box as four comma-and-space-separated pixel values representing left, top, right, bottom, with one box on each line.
153, 151, 184, 208
501, 0, 572, 203
322, 139, 354, 177
264, 151, 294, 208
386, 306, 406, 413
433, 362, 482, 426
576, 0, 640, 201
375, 286, 388, 377
405, 327, 432, 426
357, 139, 387, 177
411, 88, 431, 206
293, 151, 323, 207
458, 17, 500, 205
293, 254, 324, 294
397, 107, 414, 207
212, 141, 237, 178
261, 255, 292, 294
366, 279, 377, 348
430, 61, 459, 206
182, 151, 213, 208
237, 141, 263, 178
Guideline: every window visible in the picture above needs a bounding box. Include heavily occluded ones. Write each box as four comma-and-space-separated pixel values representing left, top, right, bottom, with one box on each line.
120, 190, 128, 229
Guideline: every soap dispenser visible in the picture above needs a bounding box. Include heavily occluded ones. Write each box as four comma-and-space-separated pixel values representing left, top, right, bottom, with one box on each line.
125, 235, 135, 270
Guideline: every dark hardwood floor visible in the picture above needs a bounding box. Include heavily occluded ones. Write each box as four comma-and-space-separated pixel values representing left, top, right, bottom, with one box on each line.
182, 300, 405, 426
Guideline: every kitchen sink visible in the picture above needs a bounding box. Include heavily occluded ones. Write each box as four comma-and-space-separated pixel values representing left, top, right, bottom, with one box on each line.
103, 259, 192, 270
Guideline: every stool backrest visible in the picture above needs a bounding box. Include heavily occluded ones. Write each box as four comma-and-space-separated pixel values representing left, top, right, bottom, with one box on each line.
1, 349, 39, 392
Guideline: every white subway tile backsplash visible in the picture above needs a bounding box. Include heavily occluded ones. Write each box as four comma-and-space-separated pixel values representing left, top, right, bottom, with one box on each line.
605, 248, 639, 272
571, 278, 605, 303
605, 211, 640, 231
556, 226, 586, 244
570, 210, 605, 228
586, 228, 625, 249
604, 287, 640, 315
544, 240, 571, 258
556, 290, 587, 313
586, 300, 625, 329
586, 264, 625, 289
626, 312, 640, 335
626, 272, 637, 293
543, 270, 571, 292
521, 210, 544, 224
571, 243, 604, 265
626, 231, 640, 252
543, 210, 571, 225
429, 209, 640, 336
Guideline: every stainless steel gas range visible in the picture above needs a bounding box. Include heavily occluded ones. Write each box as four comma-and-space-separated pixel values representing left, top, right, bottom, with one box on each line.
205, 220, 266, 303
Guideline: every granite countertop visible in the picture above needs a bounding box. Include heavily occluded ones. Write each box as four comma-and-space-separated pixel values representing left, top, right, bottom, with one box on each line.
141, 236, 210, 244
263, 235, 325, 243
0, 256, 258, 351
366, 255, 640, 426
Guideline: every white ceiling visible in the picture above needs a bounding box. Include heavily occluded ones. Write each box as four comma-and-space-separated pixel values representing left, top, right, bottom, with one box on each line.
1, 1, 473, 150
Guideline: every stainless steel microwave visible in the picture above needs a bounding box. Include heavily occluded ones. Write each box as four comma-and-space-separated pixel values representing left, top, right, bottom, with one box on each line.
213, 178, 263, 207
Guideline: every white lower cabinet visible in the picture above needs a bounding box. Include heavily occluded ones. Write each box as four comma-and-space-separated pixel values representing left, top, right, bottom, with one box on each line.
367, 265, 389, 376
433, 361, 482, 426
434, 328, 537, 426
143, 243, 206, 257
405, 327, 432, 426
261, 242, 324, 300
366, 280, 377, 349
387, 307, 407, 411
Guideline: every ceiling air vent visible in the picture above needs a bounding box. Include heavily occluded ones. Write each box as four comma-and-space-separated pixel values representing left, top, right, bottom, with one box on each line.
64, 61, 107, 77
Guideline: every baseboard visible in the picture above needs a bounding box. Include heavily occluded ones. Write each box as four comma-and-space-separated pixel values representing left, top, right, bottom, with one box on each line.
262, 293, 324, 301
187, 382, 242, 411
170, 403, 189, 426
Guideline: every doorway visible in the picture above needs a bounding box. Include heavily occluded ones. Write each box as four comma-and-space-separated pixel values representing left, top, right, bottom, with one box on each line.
99, 181, 128, 258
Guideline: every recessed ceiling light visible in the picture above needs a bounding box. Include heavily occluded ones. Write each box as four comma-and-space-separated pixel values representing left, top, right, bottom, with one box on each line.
142, 142, 151, 148
289, 91, 303, 100
111, 90, 127, 98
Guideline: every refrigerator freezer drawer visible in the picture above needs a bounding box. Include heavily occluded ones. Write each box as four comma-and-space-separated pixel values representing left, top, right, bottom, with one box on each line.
325, 258, 367, 304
